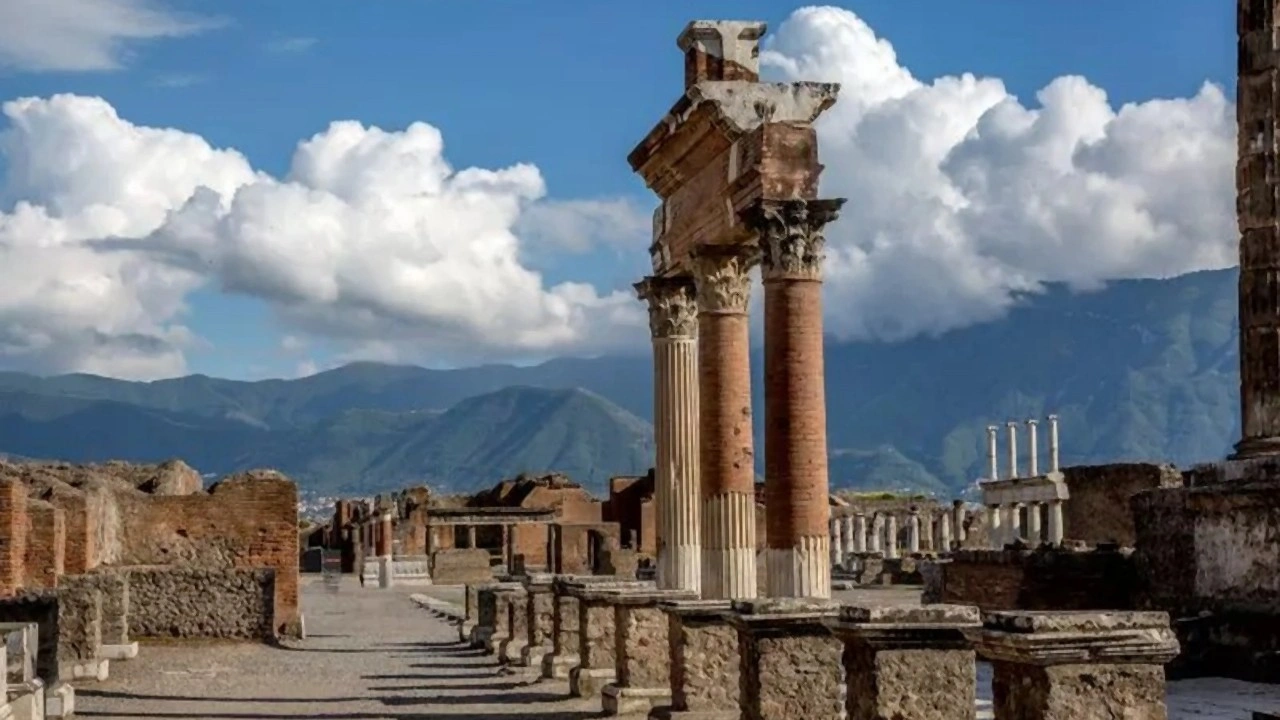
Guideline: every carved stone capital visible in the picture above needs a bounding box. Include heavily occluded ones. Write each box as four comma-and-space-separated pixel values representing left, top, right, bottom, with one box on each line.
689, 246, 759, 314
742, 198, 846, 281
634, 276, 698, 339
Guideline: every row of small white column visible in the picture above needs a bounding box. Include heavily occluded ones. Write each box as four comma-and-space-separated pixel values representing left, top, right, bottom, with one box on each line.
988, 415, 1060, 480
987, 499, 1064, 547
828, 506, 968, 563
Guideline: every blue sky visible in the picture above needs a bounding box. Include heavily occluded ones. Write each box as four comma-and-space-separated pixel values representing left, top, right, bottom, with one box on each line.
0, 1, 1237, 380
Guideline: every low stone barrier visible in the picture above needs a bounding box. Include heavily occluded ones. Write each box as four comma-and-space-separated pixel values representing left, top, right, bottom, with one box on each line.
391, 556, 431, 585
432, 549, 493, 585
126, 566, 275, 641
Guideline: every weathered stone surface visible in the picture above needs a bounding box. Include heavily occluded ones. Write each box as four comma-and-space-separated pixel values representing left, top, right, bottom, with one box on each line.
126, 566, 274, 641
54, 574, 102, 662
662, 599, 739, 716
0, 592, 59, 684
569, 594, 617, 698
831, 604, 980, 720
543, 589, 580, 679
991, 662, 1168, 720
521, 576, 554, 667
730, 599, 843, 720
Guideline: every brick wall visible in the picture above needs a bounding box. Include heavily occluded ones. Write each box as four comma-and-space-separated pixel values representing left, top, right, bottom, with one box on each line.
117, 470, 300, 636
24, 500, 64, 589
552, 522, 620, 575
1063, 463, 1183, 546
41, 486, 94, 574
0, 479, 28, 596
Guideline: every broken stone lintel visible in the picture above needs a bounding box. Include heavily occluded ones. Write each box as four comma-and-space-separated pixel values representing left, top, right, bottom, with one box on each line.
966, 610, 1180, 666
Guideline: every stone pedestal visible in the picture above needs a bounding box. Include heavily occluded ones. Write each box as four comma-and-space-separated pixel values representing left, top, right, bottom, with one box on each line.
649, 599, 738, 720
498, 587, 529, 664
968, 611, 1180, 720
602, 589, 698, 716
729, 598, 844, 720
828, 604, 980, 720
520, 573, 555, 668
543, 578, 583, 680
377, 555, 393, 589
461, 584, 480, 643
568, 581, 655, 698
482, 584, 523, 654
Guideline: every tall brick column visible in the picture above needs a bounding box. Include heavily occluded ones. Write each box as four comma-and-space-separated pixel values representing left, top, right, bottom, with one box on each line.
746, 198, 844, 599
1235, 0, 1280, 459
691, 247, 759, 600
636, 276, 702, 594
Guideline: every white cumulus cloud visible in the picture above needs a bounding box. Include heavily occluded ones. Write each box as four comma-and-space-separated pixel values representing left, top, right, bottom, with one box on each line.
760, 6, 1235, 340
0, 95, 640, 378
0, 0, 219, 72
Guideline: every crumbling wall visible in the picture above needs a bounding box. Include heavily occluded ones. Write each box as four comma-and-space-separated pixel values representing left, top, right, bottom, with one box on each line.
23, 500, 64, 589
1063, 463, 1183, 546
117, 470, 300, 636
0, 479, 28, 596
552, 522, 620, 574
431, 549, 493, 585
126, 566, 275, 640
940, 548, 1136, 612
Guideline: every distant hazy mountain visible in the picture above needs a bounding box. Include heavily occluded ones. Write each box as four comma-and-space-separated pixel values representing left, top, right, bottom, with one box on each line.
0, 268, 1242, 496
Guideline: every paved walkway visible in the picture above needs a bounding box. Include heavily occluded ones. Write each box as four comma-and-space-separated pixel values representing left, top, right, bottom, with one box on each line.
75, 576, 1280, 720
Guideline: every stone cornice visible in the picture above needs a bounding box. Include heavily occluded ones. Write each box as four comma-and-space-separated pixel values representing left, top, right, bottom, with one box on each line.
965, 611, 1180, 667
634, 275, 698, 340
741, 198, 846, 281
689, 246, 759, 314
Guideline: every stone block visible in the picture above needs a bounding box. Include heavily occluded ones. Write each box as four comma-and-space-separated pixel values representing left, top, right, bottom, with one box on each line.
487, 586, 524, 655
600, 589, 696, 716
0, 624, 37, 687
0, 593, 59, 686
43, 681, 71, 718
566, 580, 653, 698
498, 587, 529, 663
649, 599, 738, 720
7, 678, 42, 720
968, 610, 1180, 720
542, 582, 581, 680
828, 604, 980, 720
520, 573, 555, 668
729, 598, 844, 720
52, 575, 102, 671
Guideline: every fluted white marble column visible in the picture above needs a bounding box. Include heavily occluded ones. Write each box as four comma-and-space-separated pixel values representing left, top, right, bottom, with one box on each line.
1006, 422, 1019, 479
986, 425, 999, 479
1009, 503, 1023, 544
868, 515, 883, 553
953, 502, 967, 544
989, 505, 1004, 548
885, 515, 899, 559
840, 515, 856, 557
1047, 500, 1065, 546
1026, 418, 1040, 476
1048, 413, 1061, 472
907, 511, 920, 554
830, 517, 844, 566
1027, 501, 1042, 545
938, 512, 952, 552
853, 514, 867, 553
637, 276, 701, 593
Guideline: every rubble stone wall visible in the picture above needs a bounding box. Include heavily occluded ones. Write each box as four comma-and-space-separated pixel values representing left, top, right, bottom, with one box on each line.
56, 573, 103, 661
1063, 463, 1182, 546
431, 549, 493, 585
118, 471, 299, 635
126, 566, 275, 641
940, 548, 1136, 612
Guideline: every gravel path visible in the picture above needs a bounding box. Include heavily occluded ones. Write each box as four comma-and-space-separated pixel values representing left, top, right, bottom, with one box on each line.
76, 576, 601, 720
74, 575, 1280, 719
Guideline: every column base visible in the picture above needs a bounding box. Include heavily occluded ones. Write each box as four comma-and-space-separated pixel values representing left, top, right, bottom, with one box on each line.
100, 642, 138, 661
498, 638, 527, 664
541, 651, 578, 680
764, 536, 831, 598
1229, 436, 1280, 461
519, 643, 550, 668
484, 631, 509, 656
602, 685, 670, 716
60, 657, 108, 682
568, 666, 615, 698
648, 709, 737, 720
44, 681, 73, 719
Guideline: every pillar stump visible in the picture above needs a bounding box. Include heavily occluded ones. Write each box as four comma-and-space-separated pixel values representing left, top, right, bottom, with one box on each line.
520, 573, 555, 668
498, 587, 529, 663
542, 577, 585, 680
968, 611, 1180, 720
486, 585, 523, 655
461, 584, 481, 643
602, 588, 698, 716
568, 581, 655, 698
828, 604, 980, 720
649, 599, 739, 720
729, 598, 844, 720
470, 584, 504, 648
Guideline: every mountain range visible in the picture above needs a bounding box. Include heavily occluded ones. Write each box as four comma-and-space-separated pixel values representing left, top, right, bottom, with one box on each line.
0, 267, 1242, 497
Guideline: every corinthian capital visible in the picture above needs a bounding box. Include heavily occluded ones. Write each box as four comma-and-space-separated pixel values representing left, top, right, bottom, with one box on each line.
742, 198, 846, 281
689, 246, 759, 314
634, 276, 698, 339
